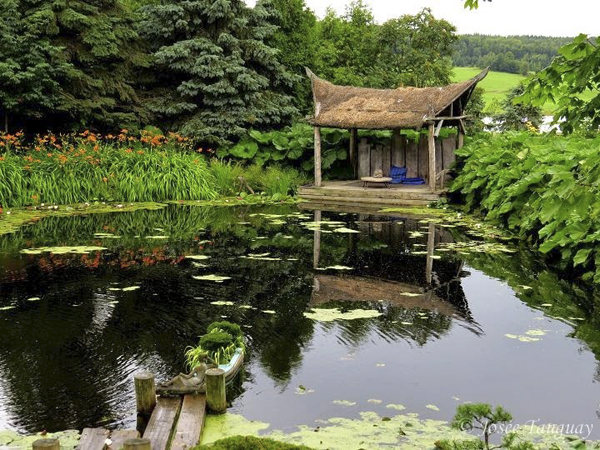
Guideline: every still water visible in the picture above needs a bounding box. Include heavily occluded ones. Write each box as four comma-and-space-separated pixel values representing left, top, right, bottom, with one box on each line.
0, 204, 599, 438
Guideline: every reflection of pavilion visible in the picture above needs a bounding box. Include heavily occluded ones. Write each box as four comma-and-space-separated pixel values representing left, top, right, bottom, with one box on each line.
311, 210, 475, 321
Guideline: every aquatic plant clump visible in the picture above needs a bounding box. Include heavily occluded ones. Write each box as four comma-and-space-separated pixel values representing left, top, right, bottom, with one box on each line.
186, 321, 245, 368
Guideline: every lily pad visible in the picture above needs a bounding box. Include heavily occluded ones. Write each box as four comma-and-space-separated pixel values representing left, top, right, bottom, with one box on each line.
186, 255, 210, 260
317, 265, 354, 271
332, 227, 359, 234
304, 307, 383, 322
193, 275, 231, 283
333, 400, 356, 406
211, 301, 235, 306
386, 404, 406, 411
20, 246, 107, 255
426, 404, 440, 411
27, 297, 41, 302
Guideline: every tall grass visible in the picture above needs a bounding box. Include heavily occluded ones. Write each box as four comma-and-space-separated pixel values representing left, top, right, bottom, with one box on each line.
0, 131, 305, 207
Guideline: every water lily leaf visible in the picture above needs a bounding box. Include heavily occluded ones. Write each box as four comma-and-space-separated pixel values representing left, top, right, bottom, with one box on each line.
317, 265, 354, 271
27, 297, 41, 302
386, 404, 406, 411
145, 236, 169, 239
333, 400, 356, 406
211, 301, 235, 306
20, 246, 107, 255
426, 404, 440, 411
262, 310, 276, 314
332, 227, 359, 234
304, 308, 383, 322
186, 255, 210, 260
0, 306, 16, 311
368, 399, 382, 404
525, 329, 546, 336
193, 275, 231, 283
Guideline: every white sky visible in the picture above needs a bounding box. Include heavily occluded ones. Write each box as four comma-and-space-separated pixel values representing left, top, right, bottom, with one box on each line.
245, 0, 599, 37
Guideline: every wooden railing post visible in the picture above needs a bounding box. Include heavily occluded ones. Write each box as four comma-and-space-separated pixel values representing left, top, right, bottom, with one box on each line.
124, 438, 151, 450
134, 372, 156, 416
206, 368, 227, 414
32, 439, 60, 450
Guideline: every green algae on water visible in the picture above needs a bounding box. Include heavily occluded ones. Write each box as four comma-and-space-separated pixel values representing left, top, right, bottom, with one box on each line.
20, 246, 107, 255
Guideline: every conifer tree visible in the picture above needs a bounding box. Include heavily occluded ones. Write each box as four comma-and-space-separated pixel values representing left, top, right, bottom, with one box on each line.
0, 0, 70, 132
139, 0, 297, 147
19, 0, 148, 131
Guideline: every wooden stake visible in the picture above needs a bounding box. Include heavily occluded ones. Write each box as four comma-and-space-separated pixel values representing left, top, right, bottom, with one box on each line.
32, 439, 60, 450
123, 438, 151, 450
428, 123, 436, 192
205, 368, 226, 414
134, 372, 156, 416
426, 222, 435, 285
314, 127, 322, 187
349, 128, 358, 178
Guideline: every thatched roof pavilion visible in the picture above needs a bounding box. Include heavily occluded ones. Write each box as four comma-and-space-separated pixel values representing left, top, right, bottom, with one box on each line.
305, 68, 488, 192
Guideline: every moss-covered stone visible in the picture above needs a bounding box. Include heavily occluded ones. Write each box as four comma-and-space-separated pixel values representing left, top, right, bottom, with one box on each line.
195, 435, 313, 449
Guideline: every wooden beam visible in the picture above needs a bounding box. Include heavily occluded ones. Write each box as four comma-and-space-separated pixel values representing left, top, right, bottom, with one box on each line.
76, 428, 109, 450
314, 127, 322, 187
425, 115, 469, 121
171, 395, 207, 450
434, 120, 444, 137
349, 128, 358, 178
143, 397, 182, 450
428, 123, 436, 192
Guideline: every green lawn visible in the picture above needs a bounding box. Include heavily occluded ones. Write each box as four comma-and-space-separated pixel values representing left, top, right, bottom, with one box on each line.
452, 67, 526, 112
453, 67, 595, 115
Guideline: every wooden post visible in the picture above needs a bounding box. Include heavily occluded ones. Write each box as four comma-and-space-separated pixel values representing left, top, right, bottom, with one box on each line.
124, 438, 151, 450
32, 439, 60, 450
458, 131, 465, 149
206, 368, 227, 414
134, 372, 156, 416
314, 126, 322, 187
349, 128, 358, 178
428, 123, 436, 192
313, 210, 321, 269
426, 222, 435, 285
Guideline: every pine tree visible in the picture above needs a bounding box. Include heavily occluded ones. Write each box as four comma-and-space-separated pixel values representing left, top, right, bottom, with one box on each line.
19, 0, 149, 132
139, 0, 297, 147
0, 0, 70, 132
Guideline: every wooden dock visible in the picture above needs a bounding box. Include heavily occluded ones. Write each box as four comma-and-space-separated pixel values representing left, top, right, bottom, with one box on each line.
299, 180, 443, 207
69, 395, 206, 450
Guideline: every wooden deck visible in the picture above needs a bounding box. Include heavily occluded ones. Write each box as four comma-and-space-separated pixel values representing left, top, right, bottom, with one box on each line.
75, 394, 206, 450
298, 180, 444, 207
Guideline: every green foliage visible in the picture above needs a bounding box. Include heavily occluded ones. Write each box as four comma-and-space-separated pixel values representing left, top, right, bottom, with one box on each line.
464, 87, 486, 133
451, 132, 600, 284
520, 34, 600, 134
207, 321, 243, 338
375, 8, 457, 87
138, 0, 297, 147
454, 35, 572, 76
195, 435, 313, 450
495, 85, 543, 131
186, 321, 245, 367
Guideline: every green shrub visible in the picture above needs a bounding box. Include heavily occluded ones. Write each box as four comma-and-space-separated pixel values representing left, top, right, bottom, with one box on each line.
451, 132, 600, 283
207, 321, 242, 338
210, 159, 244, 196
195, 436, 313, 450
199, 331, 234, 353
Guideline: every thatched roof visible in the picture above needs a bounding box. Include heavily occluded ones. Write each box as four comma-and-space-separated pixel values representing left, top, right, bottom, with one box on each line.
306, 68, 488, 130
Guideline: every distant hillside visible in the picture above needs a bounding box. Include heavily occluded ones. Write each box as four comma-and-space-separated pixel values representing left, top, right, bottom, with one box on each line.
453, 35, 572, 75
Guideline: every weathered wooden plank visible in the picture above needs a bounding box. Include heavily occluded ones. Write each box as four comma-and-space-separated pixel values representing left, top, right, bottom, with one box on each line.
77, 428, 109, 450
143, 397, 182, 450
108, 430, 140, 450
405, 139, 418, 178
442, 137, 456, 170
435, 138, 443, 174
382, 144, 391, 176
298, 193, 434, 207
349, 129, 358, 178
370, 145, 383, 176
418, 134, 429, 180
357, 138, 370, 178
314, 127, 322, 187
391, 134, 406, 168
428, 124, 436, 191
171, 395, 207, 450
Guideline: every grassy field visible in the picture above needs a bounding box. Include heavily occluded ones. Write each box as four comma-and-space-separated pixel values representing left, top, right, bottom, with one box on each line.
452, 67, 526, 112
453, 67, 595, 115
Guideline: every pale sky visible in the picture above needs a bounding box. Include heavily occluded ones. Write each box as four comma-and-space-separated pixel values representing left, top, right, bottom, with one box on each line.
246, 0, 599, 37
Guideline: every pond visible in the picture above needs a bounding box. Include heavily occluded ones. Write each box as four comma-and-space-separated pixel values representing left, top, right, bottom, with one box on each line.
0, 204, 599, 443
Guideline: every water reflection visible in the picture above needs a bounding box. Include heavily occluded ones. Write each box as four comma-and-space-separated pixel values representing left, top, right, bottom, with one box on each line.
0, 205, 599, 436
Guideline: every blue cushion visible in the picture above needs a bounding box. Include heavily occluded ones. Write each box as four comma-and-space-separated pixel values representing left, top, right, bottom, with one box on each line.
390, 165, 407, 178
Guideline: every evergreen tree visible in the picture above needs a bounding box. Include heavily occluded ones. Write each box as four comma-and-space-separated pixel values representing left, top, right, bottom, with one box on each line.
497, 84, 543, 131
139, 0, 297, 147
0, 0, 70, 132
20, 0, 148, 132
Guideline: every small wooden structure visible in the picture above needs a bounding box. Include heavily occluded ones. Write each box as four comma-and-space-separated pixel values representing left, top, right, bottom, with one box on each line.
301, 68, 488, 206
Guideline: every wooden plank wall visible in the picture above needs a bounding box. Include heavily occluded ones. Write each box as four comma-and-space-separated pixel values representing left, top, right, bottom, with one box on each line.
356, 134, 457, 182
